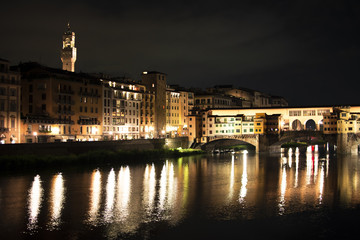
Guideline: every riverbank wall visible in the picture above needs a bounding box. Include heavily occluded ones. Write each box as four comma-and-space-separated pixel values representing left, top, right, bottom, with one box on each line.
0, 137, 189, 156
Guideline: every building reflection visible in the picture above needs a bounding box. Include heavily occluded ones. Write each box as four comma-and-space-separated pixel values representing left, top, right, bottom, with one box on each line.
104, 168, 116, 223
48, 173, 65, 230
143, 163, 156, 218
239, 152, 248, 203
116, 166, 131, 221
88, 169, 101, 225
158, 161, 177, 214
27, 175, 43, 232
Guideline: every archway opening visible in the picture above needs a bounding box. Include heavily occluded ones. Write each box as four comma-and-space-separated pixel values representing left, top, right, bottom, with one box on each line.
305, 119, 316, 130
291, 119, 303, 131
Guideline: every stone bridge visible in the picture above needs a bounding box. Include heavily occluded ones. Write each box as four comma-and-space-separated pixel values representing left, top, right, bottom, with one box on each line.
201, 131, 340, 153
337, 133, 360, 154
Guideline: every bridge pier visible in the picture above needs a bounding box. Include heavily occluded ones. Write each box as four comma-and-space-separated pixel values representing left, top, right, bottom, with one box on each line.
337, 133, 359, 155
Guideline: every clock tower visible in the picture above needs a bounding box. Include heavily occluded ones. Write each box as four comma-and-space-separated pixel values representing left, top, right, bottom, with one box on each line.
60, 23, 77, 72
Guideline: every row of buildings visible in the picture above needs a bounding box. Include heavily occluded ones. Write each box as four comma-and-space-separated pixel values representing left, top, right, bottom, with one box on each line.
0, 24, 290, 144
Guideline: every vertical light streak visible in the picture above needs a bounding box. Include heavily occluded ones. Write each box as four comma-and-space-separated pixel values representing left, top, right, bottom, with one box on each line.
279, 166, 287, 215
48, 173, 65, 229
117, 166, 131, 221
319, 163, 325, 204
295, 150, 299, 188
88, 169, 101, 225
314, 153, 319, 182
228, 155, 235, 201
143, 164, 156, 215
104, 169, 115, 223
167, 162, 175, 207
182, 164, 189, 207
239, 152, 248, 203
27, 175, 43, 231
159, 162, 168, 210
306, 153, 312, 185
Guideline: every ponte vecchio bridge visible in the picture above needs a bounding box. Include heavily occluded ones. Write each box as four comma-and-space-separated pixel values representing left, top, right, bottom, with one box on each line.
196, 105, 360, 154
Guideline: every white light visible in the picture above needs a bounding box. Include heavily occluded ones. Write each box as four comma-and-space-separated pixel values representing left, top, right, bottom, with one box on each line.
143, 71, 148, 74
33, 132, 37, 136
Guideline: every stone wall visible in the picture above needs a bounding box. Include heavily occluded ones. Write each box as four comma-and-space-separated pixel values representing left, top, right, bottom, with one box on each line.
0, 137, 189, 156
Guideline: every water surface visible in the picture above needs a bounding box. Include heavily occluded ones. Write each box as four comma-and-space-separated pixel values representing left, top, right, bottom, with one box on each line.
1, 150, 360, 239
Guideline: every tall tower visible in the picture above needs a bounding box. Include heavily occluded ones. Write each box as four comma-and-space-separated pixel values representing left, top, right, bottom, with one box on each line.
141, 71, 167, 138
60, 23, 77, 72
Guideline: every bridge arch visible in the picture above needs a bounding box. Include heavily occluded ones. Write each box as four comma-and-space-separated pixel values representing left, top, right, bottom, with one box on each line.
305, 119, 316, 130
201, 138, 257, 152
291, 119, 303, 131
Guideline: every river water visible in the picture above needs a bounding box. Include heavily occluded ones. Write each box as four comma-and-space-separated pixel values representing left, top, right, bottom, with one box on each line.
1, 150, 360, 239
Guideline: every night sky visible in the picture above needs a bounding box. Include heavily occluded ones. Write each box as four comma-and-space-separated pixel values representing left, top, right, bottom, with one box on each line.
1, 0, 360, 106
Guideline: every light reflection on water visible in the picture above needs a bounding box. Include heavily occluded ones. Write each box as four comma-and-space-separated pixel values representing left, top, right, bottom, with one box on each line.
47, 173, 65, 230
6, 152, 360, 238
27, 175, 43, 232
88, 169, 101, 225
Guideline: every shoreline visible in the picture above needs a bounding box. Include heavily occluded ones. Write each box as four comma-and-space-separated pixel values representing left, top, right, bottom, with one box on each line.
0, 148, 205, 171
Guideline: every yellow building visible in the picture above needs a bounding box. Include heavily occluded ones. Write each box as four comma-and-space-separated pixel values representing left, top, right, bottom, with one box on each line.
141, 71, 167, 138
166, 88, 181, 137
254, 113, 266, 134
0, 58, 21, 144
139, 85, 156, 139
20, 62, 102, 143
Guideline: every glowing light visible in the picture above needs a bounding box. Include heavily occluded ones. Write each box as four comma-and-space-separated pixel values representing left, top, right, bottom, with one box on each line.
52, 127, 60, 134
279, 165, 287, 215
27, 175, 43, 231
228, 155, 235, 201
143, 164, 156, 216
295, 151, 299, 188
319, 163, 325, 204
116, 166, 131, 221
239, 153, 248, 203
33, 132, 37, 136
104, 169, 115, 223
88, 170, 101, 225
306, 152, 313, 185
48, 173, 65, 230
143, 71, 148, 74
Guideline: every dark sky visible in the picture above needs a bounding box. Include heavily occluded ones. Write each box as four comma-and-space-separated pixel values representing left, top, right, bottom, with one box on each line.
1, 0, 360, 106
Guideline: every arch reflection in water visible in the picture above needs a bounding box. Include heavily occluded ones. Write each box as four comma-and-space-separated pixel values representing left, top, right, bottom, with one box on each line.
104, 168, 116, 223
88, 169, 101, 225
48, 173, 65, 230
239, 152, 248, 203
116, 166, 131, 221
143, 164, 156, 216
27, 175, 43, 232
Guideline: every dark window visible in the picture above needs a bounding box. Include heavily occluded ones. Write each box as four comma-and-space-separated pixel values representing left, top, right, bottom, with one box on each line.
42, 93, 46, 100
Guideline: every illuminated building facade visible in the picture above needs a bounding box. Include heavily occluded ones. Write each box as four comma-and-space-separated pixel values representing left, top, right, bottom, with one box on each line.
141, 71, 166, 138
60, 23, 77, 72
0, 59, 21, 144
166, 88, 181, 137
139, 85, 156, 138
101, 78, 142, 140
20, 62, 102, 143
323, 107, 360, 134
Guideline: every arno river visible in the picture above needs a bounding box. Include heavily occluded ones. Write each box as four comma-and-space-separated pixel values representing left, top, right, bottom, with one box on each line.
1, 149, 360, 239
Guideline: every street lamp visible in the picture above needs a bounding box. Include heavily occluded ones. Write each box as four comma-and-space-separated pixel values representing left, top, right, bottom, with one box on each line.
33, 132, 38, 143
